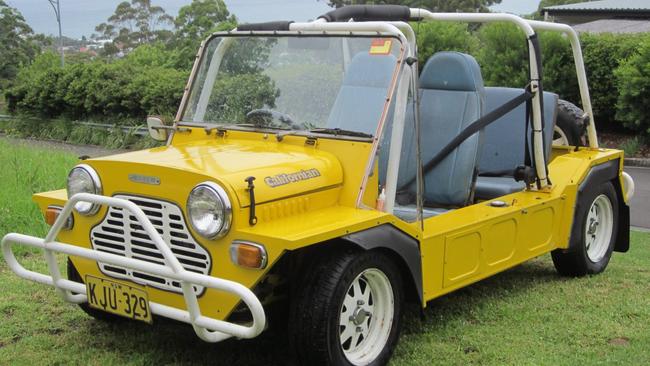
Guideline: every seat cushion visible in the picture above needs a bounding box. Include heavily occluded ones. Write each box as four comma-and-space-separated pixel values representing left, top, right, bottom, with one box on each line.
474, 176, 526, 200
392, 205, 451, 222
474, 87, 559, 200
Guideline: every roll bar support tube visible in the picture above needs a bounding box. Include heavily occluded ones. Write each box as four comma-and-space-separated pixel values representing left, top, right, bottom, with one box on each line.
527, 20, 598, 147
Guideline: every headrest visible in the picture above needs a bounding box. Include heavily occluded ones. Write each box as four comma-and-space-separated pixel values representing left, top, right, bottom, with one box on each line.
342, 53, 397, 88
420, 52, 484, 92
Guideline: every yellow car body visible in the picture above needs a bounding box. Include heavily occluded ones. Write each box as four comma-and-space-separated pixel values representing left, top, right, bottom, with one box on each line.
32, 128, 628, 319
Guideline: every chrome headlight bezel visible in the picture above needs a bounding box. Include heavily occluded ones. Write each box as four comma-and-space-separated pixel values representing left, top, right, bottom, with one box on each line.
187, 181, 232, 239
66, 164, 102, 216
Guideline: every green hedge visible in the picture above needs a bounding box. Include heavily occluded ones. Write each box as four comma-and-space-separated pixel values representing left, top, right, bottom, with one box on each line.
6, 46, 188, 122
615, 37, 650, 136
413, 22, 647, 135
5, 28, 650, 137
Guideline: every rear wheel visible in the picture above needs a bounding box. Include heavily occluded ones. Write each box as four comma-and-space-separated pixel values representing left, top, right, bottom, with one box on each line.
67, 258, 125, 322
554, 99, 586, 146
552, 182, 619, 276
289, 250, 403, 366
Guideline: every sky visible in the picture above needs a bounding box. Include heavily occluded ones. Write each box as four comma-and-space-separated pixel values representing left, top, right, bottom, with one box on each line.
6, 0, 542, 39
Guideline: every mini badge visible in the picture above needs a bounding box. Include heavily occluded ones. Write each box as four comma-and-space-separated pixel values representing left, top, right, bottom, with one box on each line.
369, 38, 392, 55
264, 169, 321, 188
128, 174, 161, 185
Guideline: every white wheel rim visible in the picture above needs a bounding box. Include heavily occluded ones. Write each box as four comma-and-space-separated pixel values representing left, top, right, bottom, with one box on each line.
553, 125, 570, 145
339, 268, 394, 366
585, 194, 614, 263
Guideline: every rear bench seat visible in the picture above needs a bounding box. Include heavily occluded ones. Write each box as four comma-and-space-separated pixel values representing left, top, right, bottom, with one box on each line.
475, 87, 559, 200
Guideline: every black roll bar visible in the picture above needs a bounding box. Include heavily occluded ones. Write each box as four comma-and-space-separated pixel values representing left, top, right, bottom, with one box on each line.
318, 5, 411, 22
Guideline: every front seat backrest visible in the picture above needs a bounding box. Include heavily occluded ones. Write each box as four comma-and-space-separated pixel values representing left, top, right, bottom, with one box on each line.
399, 52, 486, 207
326, 53, 397, 135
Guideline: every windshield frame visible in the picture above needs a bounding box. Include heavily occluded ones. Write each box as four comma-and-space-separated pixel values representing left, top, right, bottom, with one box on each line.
174, 31, 406, 140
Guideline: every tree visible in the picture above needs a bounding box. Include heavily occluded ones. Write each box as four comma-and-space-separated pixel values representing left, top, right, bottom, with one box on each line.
324, 0, 502, 12
95, 0, 173, 49
171, 0, 237, 69
0, 1, 40, 91
174, 0, 232, 41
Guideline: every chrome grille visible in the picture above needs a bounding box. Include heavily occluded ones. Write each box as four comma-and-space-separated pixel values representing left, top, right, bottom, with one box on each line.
90, 195, 211, 294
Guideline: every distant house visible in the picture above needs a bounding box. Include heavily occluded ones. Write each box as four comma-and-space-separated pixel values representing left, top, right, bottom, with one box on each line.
541, 0, 650, 34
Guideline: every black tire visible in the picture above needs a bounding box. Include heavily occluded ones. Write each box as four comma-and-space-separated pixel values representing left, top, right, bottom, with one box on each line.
555, 99, 586, 146
289, 249, 403, 366
552, 182, 619, 276
67, 258, 126, 322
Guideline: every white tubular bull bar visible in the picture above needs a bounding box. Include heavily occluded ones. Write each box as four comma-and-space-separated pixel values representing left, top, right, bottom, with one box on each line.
1, 193, 266, 343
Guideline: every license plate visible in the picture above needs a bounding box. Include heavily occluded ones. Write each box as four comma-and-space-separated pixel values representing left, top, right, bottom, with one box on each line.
85, 275, 153, 323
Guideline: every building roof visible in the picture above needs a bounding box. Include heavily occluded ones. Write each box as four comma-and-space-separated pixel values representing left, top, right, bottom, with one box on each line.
573, 19, 650, 33
543, 0, 650, 13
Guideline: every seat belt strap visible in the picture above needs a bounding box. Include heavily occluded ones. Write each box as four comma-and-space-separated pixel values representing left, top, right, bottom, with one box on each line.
399, 89, 534, 190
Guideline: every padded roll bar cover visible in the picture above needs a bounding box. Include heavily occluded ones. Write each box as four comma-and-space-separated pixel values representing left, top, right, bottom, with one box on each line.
319, 5, 411, 22
237, 21, 294, 31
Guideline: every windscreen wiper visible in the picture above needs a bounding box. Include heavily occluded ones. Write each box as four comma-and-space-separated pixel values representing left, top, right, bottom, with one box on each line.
276, 127, 374, 142
309, 128, 373, 138
201, 123, 289, 134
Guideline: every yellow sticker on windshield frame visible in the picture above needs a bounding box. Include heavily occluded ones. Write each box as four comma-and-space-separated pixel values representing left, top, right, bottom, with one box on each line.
369, 39, 392, 55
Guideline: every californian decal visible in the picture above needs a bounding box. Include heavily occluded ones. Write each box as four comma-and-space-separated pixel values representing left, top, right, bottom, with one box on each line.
264, 169, 321, 188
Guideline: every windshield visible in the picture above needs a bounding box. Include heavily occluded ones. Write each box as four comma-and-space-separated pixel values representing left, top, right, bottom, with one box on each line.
181, 35, 402, 136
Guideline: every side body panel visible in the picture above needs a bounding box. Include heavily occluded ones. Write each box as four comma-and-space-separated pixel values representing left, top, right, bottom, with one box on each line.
420, 147, 625, 304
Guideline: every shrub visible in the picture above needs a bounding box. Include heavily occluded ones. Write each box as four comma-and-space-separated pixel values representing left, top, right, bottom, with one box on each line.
620, 137, 641, 156
475, 24, 648, 132
5, 50, 188, 122
413, 21, 478, 65
123, 66, 188, 117
615, 37, 650, 136
475, 23, 531, 88
475, 23, 576, 97
581, 33, 643, 130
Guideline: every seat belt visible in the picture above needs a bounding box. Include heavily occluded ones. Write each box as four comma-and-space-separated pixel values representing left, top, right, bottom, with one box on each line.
399, 89, 534, 191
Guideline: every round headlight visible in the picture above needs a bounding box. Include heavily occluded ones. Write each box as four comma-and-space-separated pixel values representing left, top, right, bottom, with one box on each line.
66, 164, 102, 215
187, 182, 232, 239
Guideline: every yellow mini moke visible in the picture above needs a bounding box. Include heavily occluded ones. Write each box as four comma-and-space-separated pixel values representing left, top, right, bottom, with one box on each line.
2, 5, 636, 366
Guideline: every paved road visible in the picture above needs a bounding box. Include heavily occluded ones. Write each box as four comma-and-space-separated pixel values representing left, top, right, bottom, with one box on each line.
626, 167, 650, 230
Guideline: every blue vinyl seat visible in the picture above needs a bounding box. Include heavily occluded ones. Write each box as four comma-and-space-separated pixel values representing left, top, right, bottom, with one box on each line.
397, 51, 486, 208
326, 53, 397, 135
474, 87, 559, 200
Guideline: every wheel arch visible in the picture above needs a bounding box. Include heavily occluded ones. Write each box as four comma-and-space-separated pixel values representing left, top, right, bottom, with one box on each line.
341, 224, 423, 305
571, 158, 629, 253
281, 224, 423, 306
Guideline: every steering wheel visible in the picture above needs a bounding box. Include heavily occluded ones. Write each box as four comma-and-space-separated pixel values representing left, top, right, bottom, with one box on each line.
245, 109, 302, 129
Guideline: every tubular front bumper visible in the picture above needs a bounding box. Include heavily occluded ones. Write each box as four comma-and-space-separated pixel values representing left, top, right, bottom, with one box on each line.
1, 193, 266, 343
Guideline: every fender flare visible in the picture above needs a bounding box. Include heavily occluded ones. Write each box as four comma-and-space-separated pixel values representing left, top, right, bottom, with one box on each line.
570, 158, 630, 253
342, 224, 423, 304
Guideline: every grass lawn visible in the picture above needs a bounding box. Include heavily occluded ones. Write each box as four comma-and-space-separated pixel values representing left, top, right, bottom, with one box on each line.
1, 140, 650, 365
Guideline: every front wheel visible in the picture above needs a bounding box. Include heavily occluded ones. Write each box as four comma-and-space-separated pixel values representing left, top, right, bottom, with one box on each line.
289, 250, 403, 366
552, 182, 619, 276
